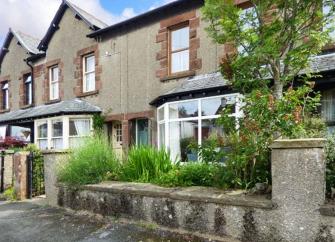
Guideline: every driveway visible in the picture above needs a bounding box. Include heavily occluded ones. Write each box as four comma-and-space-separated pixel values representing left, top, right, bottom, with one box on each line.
0, 198, 213, 242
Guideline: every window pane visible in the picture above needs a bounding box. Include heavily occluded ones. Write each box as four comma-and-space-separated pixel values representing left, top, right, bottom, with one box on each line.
159, 123, 165, 148
52, 67, 59, 82
169, 120, 198, 162
51, 82, 59, 100
69, 137, 85, 148
202, 96, 237, 116
38, 139, 48, 150
85, 55, 95, 73
69, 119, 90, 136
38, 122, 47, 138
51, 138, 63, 149
137, 119, 149, 146
26, 81, 32, 105
10, 126, 31, 142
85, 73, 95, 92
171, 27, 189, 51
169, 100, 198, 119
52, 120, 63, 137
322, 90, 335, 122
171, 50, 189, 73
158, 107, 164, 121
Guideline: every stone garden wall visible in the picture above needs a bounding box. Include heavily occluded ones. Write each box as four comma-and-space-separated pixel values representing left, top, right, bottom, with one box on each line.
50, 139, 335, 242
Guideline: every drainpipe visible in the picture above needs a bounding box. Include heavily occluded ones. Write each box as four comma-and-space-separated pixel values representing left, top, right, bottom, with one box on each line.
24, 58, 34, 106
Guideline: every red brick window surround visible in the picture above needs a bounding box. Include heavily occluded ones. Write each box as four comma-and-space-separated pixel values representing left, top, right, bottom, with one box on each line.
156, 10, 201, 82
43, 59, 64, 104
74, 45, 102, 97
0, 76, 10, 112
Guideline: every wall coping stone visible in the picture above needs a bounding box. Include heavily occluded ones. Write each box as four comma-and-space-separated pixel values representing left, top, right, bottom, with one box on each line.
78, 181, 274, 209
319, 204, 335, 217
270, 138, 325, 149
42, 150, 70, 155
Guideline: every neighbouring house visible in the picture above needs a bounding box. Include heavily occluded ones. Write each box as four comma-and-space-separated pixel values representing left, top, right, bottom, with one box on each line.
0, 0, 335, 161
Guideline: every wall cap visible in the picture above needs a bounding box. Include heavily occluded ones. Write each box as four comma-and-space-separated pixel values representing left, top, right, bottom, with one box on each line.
59, 181, 275, 210
270, 138, 325, 149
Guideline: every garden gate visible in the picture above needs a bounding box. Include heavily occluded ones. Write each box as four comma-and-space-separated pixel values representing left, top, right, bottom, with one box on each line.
27, 152, 45, 198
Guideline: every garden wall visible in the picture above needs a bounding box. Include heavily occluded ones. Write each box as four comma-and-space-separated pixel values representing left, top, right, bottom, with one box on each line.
51, 139, 335, 241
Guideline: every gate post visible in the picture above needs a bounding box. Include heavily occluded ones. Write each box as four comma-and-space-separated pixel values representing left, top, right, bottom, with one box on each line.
0, 150, 5, 193
13, 152, 29, 200
26, 152, 33, 199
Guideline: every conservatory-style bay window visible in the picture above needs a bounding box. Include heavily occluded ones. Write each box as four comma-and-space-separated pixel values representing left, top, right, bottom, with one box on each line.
35, 116, 92, 150
158, 94, 242, 162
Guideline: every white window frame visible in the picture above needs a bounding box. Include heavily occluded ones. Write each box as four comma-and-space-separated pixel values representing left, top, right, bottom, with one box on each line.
83, 54, 96, 93
2, 82, 9, 110
34, 115, 93, 150
24, 74, 32, 105
169, 25, 190, 74
157, 93, 242, 161
49, 66, 59, 100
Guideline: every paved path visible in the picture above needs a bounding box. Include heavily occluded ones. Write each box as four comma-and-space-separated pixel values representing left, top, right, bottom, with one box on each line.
0, 198, 209, 242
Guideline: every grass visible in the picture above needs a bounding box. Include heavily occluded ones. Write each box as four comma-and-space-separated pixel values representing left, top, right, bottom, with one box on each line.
119, 146, 174, 183
58, 134, 120, 186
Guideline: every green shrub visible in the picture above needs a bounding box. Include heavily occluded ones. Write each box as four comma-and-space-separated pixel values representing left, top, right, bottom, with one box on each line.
119, 146, 173, 183
24, 144, 44, 195
58, 134, 119, 186
3, 187, 16, 201
326, 133, 335, 196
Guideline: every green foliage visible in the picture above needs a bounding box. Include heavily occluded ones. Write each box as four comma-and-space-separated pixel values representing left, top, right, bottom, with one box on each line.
58, 134, 119, 186
92, 114, 105, 132
119, 146, 173, 183
326, 133, 335, 195
24, 144, 45, 195
3, 187, 16, 201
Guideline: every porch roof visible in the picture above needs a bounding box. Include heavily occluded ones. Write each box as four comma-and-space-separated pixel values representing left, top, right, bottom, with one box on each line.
0, 99, 101, 125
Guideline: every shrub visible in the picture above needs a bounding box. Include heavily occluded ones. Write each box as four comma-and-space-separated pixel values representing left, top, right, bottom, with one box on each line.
326, 133, 335, 196
119, 146, 173, 183
3, 187, 16, 201
24, 144, 44, 195
58, 134, 119, 186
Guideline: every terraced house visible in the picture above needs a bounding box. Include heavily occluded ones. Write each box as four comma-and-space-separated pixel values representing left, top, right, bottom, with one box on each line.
0, 0, 335, 161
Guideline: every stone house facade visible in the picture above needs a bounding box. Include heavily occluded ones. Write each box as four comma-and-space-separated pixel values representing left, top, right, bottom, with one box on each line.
0, 0, 335, 161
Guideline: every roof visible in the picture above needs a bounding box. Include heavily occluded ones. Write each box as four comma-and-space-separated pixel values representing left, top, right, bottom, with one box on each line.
151, 52, 335, 106
38, 0, 108, 51
88, 0, 204, 38
0, 29, 43, 66
0, 99, 101, 124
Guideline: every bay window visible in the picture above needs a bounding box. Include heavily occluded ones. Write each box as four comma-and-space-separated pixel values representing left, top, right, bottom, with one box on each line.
49, 66, 59, 100
158, 94, 241, 162
35, 116, 92, 150
83, 54, 95, 93
169, 25, 190, 74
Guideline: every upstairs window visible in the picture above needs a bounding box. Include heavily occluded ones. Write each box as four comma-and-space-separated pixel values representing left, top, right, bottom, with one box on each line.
49, 66, 59, 100
83, 54, 95, 93
24, 74, 32, 105
169, 25, 190, 74
2, 82, 9, 110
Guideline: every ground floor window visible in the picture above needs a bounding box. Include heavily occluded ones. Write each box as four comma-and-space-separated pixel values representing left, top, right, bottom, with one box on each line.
157, 94, 241, 162
322, 89, 335, 133
130, 119, 150, 146
35, 115, 92, 150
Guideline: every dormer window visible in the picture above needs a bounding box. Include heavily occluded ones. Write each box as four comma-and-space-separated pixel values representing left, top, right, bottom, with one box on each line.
83, 54, 95, 93
2, 82, 9, 110
169, 25, 190, 74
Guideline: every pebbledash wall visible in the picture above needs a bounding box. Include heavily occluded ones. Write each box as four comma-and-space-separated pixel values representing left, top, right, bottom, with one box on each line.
46, 139, 335, 242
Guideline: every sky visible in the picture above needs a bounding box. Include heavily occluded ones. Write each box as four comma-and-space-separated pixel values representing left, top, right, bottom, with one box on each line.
0, 0, 176, 46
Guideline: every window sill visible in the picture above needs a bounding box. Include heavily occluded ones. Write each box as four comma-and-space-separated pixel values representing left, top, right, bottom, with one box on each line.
20, 104, 33, 110
45, 99, 61, 105
77, 90, 99, 98
0, 109, 10, 114
160, 70, 195, 82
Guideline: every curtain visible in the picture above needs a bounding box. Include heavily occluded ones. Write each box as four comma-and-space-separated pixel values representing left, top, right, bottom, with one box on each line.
73, 120, 90, 136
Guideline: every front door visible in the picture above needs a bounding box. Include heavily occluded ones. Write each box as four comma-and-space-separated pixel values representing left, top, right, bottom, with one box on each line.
111, 121, 123, 159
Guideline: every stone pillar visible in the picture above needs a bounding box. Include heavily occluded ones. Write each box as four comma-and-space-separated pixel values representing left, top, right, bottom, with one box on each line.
271, 139, 325, 242
13, 152, 29, 200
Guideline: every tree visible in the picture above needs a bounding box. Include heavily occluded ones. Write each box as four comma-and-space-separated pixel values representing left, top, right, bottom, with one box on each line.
202, 0, 335, 99
201, 0, 334, 189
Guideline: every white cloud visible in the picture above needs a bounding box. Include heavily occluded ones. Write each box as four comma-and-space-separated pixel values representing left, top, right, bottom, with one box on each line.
0, 0, 136, 43
149, 0, 177, 10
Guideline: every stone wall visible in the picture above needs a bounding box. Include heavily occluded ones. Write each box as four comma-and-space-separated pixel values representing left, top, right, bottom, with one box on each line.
53, 139, 335, 241
43, 150, 68, 206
